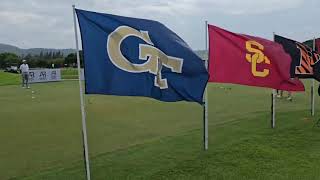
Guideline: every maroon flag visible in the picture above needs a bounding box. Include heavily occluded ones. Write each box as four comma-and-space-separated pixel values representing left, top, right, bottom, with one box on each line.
208, 25, 304, 91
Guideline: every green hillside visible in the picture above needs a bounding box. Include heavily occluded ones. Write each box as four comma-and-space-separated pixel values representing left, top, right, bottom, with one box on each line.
0, 43, 75, 57
0, 71, 20, 86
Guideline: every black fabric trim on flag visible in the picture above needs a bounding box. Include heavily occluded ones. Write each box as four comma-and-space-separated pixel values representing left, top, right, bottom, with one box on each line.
275, 35, 316, 79
274, 35, 302, 78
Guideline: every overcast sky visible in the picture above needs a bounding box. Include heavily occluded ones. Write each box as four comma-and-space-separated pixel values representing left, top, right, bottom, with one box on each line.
0, 0, 319, 50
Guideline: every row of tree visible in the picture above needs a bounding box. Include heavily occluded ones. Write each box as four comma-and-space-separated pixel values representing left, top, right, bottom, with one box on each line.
23, 51, 64, 61
0, 51, 83, 69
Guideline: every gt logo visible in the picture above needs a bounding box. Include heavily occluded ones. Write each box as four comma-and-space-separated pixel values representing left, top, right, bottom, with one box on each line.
107, 26, 184, 89
245, 40, 271, 77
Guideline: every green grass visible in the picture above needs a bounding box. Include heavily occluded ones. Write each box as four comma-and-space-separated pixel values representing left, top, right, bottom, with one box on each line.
61, 68, 78, 79
0, 71, 20, 86
0, 81, 319, 179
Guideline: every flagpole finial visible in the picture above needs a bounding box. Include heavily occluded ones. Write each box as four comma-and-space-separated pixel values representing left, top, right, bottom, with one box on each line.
72, 4, 75, 8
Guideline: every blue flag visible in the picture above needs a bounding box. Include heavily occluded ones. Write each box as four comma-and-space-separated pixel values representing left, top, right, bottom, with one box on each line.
75, 9, 208, 104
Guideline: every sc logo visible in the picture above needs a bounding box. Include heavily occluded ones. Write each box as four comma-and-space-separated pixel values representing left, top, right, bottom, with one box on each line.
245, 40, 271, 78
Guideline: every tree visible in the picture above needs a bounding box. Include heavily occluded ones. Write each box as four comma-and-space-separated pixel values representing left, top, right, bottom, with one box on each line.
48, 58, 64, 68
24, 53, 32, 61
57, 51, 63, 58
64, 53, 76, 66
44, 52, 49, 59
64, 51, 83, 67
52, 52, 57, 59
0, 53, 20, 69
36, 59, 48, 68
48, 52, 52, 59
40, 51, 44, 59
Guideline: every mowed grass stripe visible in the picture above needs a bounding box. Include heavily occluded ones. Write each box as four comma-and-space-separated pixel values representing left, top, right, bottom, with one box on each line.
0, 80, 319, 179
21, 111, 320, 180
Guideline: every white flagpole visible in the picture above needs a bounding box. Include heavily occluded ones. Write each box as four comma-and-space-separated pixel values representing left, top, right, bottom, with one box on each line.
203, 20, 209, 150
272, 32, 276, 128
72, 5, 91, 180
272, 89, 276, 128
311, 37, 316, 116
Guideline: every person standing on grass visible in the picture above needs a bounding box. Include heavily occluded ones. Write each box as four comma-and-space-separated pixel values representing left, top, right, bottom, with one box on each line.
19, 59, 30, 89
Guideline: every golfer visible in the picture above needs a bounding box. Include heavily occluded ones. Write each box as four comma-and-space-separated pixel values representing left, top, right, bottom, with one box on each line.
20, 59, 30, 89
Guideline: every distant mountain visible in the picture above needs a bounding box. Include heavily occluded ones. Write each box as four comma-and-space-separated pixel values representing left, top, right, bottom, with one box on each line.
0, 43, 75, 57
0, 43, 208, 60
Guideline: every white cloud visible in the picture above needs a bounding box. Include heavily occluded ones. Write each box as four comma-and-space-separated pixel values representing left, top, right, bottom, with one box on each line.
0, 0, 317, 50
88, 0, 304, 16
0, 11, 42, 24
197, 0, 304, 14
